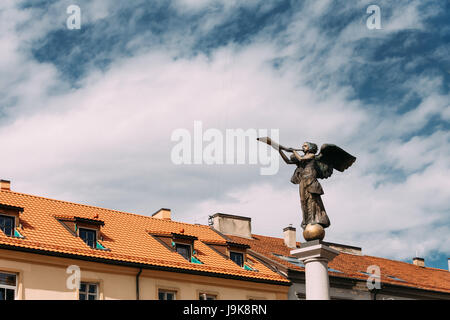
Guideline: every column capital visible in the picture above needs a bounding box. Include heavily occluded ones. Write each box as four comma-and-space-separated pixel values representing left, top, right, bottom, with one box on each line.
290, 241, 339, 263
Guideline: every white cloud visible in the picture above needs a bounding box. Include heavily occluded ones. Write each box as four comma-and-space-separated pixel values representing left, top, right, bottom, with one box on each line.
0, 0, 448, 264
183, 146, 450, 261
0, 42, 366, 201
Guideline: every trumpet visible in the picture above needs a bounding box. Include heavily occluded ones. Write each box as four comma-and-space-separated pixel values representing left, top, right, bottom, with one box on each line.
257, 137, 303, 152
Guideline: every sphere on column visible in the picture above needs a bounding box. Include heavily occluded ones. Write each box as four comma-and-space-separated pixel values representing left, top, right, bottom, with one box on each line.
303, 223, 325, 241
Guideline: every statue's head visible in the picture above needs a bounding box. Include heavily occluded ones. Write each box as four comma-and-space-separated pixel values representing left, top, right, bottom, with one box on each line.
302, 142, 318, 154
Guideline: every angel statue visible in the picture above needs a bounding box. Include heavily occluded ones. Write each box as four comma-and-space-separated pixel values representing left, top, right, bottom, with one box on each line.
257, 137, 356, 241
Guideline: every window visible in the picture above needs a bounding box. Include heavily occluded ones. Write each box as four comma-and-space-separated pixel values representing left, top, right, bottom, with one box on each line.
199, 293, 217, 300
79, 282, 98, 300
230, 251, 244, 267
0, 272, 16, 300
272, 253, 304, 267
386, 275, 405, 282
79, 228, 96, 248
0, 215, 14, 237
158, 290, 176, 300
175, 243, 191, 261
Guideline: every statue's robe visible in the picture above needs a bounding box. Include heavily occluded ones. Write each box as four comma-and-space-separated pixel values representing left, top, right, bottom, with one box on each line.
291, 158, 330, 230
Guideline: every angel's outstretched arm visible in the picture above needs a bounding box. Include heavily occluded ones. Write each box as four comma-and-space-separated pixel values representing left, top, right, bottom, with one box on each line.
279, 149, 295, 164
292, 150, 314, 162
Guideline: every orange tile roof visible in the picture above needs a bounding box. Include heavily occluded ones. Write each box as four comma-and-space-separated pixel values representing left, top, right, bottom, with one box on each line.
0, 190, 288, 285
227, 234, 450, 294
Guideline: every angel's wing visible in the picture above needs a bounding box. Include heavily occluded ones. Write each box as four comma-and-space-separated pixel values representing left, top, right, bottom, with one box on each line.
315, 144, 356, 179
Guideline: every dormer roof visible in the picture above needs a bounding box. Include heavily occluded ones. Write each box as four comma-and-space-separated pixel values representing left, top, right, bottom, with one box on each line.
0, 189, 288, 285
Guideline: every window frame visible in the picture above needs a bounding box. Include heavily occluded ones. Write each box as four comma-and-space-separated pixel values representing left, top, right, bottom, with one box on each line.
230, 251, 244, 267
199, 293, 217, 300
158, 289, 177, 300
78, 282, 99, 300
0, 271, 17, 300
78, 227, 97, 249
0, 214, 15, 237
175, 243, 192, 261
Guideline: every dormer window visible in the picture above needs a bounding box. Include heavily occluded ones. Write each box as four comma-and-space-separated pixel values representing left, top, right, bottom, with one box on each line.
172, 233, 198, 262
227, 241, 249, 268
0, 215, 14, 237
175, 243, 191, 261
230, 251, 244, 267
0, 204, 24, 238
204, 240, 251, 269
79, 228, 97, 248
55, 215, 107, 250
149, 231, 202, 263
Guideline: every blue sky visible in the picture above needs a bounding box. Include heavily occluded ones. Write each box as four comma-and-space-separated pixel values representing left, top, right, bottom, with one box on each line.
0, 0, 449, 270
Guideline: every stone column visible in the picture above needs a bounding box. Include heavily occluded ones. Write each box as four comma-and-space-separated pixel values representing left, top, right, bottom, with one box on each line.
291, 240, 339, 300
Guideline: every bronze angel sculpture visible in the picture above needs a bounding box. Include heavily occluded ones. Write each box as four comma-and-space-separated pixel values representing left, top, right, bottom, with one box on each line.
257, 137, 356, 241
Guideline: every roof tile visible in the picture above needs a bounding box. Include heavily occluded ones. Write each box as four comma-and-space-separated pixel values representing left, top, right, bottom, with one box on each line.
0, 190, 288, 284
227, 234, 450, 293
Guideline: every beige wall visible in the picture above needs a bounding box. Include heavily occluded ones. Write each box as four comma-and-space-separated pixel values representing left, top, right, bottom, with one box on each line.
0, 249, 288, 300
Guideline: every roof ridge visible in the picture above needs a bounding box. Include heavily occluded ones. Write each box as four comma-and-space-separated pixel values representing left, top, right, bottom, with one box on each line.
0, 190, 211, 229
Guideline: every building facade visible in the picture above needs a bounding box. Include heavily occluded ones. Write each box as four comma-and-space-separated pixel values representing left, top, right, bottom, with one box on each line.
1, 179, 449, 300
210, 213, 450, 300
0, 180, 289, 300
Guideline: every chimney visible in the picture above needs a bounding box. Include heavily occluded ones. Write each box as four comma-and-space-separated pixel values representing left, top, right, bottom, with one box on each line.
0, 180, 11, 191
413, 257, 425, 267
152, 208, 171, 220
283, 225, 297, 248
210, 213, 252, 239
